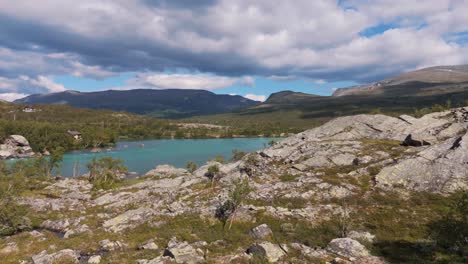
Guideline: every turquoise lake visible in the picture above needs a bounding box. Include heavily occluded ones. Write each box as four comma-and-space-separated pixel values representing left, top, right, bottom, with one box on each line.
58, 138, 277, 177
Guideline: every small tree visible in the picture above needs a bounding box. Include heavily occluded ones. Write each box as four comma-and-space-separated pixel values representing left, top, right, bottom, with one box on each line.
33, 147, 64, 177
339, 199, 350, 238
206, 164, 220, 187
186, 160, 198, 173
215, 178, 253, 229
87, 157, 128, 190
0, 178, 31, 236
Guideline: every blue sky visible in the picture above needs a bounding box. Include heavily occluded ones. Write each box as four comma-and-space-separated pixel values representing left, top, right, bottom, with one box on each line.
0, 0, 467, 102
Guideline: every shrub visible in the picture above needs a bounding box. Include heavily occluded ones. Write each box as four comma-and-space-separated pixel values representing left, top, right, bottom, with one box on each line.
212, 155, 225, 163
231, 149, 247, 161
186, 160, 198, 173
430, 191, 468, 257
87, 157, 128, 190
279, 174, 297, 182
215, 178, 253, 229
0, 177, 31, 236
205, 164, 220, 187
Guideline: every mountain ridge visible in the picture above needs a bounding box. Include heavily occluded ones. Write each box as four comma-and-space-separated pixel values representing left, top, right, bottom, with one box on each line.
15, 89, 260, 118
332, 65, 468, 97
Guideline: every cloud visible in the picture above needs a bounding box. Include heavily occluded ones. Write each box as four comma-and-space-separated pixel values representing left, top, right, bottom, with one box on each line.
0, 93, 29, 101
244, 93, 266, 102
128, 73, 254, 90
0, 0, 467, 99
0, 75, 67, 100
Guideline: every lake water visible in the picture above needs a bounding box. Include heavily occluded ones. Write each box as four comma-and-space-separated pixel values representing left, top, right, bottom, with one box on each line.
58, 138, 277, 177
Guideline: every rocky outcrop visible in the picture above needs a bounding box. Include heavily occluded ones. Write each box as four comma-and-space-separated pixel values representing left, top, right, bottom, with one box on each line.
0, 135, 35, 159
3, 108, 468, 264
376, 131, 468, 194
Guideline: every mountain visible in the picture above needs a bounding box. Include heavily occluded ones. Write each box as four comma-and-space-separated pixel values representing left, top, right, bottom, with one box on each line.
264, 91, 323, 105
333, 65, 468, 97
191, 65, 468, 131
15, 89, 260, 118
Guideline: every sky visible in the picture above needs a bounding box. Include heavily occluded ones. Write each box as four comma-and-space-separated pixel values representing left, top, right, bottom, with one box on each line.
0, 0, 468, 102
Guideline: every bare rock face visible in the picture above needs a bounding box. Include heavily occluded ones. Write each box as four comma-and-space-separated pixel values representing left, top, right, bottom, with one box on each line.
31, 249, 80, 264
262, 107, 468, 161
0, 135, 35, 159
376, 131, 468, 194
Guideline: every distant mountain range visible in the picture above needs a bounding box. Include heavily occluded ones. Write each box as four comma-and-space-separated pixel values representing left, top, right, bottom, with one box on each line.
332, 65, 468, 97
15, 89, 260, 118
220, 65, 468, 126
14, 65, 468, 120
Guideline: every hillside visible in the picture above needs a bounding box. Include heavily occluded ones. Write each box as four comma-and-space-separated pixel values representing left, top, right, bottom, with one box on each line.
191, 66, 468, 131
15, 89, 260, 118
1, 107, 467, 263
333, 65, 468, 97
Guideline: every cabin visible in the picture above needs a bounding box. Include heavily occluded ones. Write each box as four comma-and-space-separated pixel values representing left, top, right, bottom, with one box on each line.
67, 130, 82, 140
22, 106, 37, 113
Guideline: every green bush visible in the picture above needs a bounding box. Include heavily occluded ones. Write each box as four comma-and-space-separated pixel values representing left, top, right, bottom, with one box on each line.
0, 176, 31, 236
185, 160, 198, 173
87, 157, 128, 190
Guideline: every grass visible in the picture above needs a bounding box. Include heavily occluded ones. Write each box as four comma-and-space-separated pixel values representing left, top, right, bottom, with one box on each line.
278, 174, 298, 182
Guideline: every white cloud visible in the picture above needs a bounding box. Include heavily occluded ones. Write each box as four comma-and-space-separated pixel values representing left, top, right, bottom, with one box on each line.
244, 93, 266, 102
0, 0, 467, 86
0, 93, 29, 101
129, 73, 254, 90
0, 75, 67, 99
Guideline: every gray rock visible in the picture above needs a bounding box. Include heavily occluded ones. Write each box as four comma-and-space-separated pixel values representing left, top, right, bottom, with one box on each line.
331, 153, 358, 166
376, 132, 468, 193
347, 231, 375, 243
250, 224, 273, 239
246, 242, 287, 263
6, 135, 29, 146
88, 255, 101, 264
137, 256, 174, 264
163, 237, 204, 264
99, 239, 126, 251
0, 242, 18, 254
290, 243, 329, 259
326, 238, 370, 258
103, 207, 156, 232
145, 165, 190, 178
31, 249, 80, 264
41, 219, 71, 233
0, 135, 35, 159
139, 239, 159, 250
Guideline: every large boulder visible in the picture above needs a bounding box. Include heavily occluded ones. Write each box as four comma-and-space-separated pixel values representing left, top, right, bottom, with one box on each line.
326, 238, 370, 258
0, 135, 35, 159
246, 242, 286, 262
